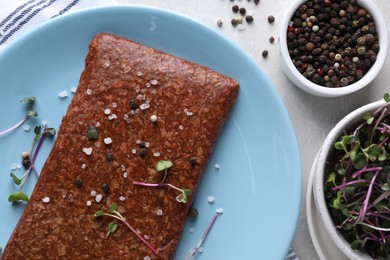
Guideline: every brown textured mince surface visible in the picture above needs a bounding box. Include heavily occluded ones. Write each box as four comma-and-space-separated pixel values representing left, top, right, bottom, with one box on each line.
2, 33, 239, 259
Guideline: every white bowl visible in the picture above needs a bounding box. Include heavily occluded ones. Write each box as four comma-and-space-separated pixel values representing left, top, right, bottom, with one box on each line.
279, 0, 388, 97
313, 99, 385, 259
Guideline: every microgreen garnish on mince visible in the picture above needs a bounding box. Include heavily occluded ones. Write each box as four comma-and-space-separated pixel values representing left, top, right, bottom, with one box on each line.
94, 203, 158, 254
132, 160, 193, 203
8, 125, 56, 203
0, 97, 38, 137
325, 93, 390, 258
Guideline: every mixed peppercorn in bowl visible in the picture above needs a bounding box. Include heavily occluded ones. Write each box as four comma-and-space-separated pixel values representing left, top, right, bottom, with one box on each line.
279, 0, 388, 97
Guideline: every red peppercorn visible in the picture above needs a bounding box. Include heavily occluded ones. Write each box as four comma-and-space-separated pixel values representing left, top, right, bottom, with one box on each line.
340, 64, 346, 70
324, 0, 331, 6
316, 68, 324, 76
288, 26, 294, 33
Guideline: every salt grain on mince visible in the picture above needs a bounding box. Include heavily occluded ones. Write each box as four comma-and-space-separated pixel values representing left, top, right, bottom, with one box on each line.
95, 194, 103, 203
96, 122, 101, 127
104, 137, 112, 145
86, 201, 92, 206
82, 147, 93, 155
81, 164, 86, 169
157, 209, 163, 216
132, 148, 137, 154
153, 152, 161, 157
137, 71, 143, 77
123, 172, 128, 178
150, 79, 158, 85
42, 197, 50, 203
119, 196, 126, 201
86, 89, 92, 95
112, 102, 117, 108
91, 190, 97, 197
140, 103, 150, 110
104, 108, 111, 115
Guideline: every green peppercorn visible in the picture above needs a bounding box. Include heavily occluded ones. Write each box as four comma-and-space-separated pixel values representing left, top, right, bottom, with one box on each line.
357, 46, 366, 55
87, 125, 98, 140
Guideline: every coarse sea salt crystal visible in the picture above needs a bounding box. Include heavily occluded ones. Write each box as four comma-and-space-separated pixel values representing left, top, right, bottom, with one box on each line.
140, 103, 150, 110
123, 172, 128, 178
208, 196, 215, 203
16, 164, 22, 170
153, 152, 160, 157
121, 165, 126, 171
189, 227, 195, 234
23, 125, 31, 132
214, 163, 220, 169
157, 209, 163, 216
42, 121, 48, 127
86, 89, 92, 95
96, 122, 101, 127
58, 90, 68, 98
42, 197, 50, 203
132, 148, 137, 154
199, 247, 204, 253
137, 71, 143, 77
150, 79, 158, 85
112, 102, 117, 108
91, 190, 97, 197
104, 108, 111, 115
119, 196, 126, 201
86, 201, 92, 206
70, 86, 77, 93
104, 137, 112, 144
179, 125, 184, 130
95, 194, 103, 203
143, 256, 151, 260
82, 147, 93, 155
81, 164, 86, 169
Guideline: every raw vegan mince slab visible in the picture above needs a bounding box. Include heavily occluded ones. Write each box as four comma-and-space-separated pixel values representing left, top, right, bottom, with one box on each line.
1, 33, 239, 259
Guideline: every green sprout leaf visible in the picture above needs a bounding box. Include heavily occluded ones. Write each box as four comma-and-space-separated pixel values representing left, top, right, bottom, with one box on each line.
325, 172, 337, 187
351, 239, 364, 250
183, 189, 192, 197
34, 126, 41, 135
384, 93, 390, 103
94, 211, 104, 217
382, 183, 390, 191
107, 222, 118, 235
362, 112, 374, 124
109, 203, 119, 213
8, 191, 29, 203
44, 128, 56, 137
352, 153, 366, 170
10, 172, 22, 185
20, 96, 36, 104
156, 160, 173, 172
334, 135, 353, 154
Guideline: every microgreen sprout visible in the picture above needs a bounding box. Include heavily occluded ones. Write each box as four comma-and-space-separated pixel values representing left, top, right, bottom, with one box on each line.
186, 210, 221, 260
0, 96, 37, 137
94, 203, 158, 254
8, 125, 56, 203
324, 93, 390, 258
132, 160, 192, 203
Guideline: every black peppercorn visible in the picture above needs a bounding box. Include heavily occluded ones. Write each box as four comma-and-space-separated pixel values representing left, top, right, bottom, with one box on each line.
267, 15, 275, 23
232, 5, 239, 13
137, 140, 146, 148
188, 207, 198, 218
102, 183, 109, 194
189, 157, 197, 167
106, 151, 113, 161
22, 159, 31, 169
129, 99, 138, 110
239, 7, 246, 15
246, 15, 254, 23
254, 0, 259, 4
139, 147, 147, 157
75, 176, 83, 188
262, 50, 269, 58
231, 18, 238, 26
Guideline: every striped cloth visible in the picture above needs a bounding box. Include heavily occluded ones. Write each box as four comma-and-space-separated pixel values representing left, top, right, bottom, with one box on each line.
0, 0, 116, 47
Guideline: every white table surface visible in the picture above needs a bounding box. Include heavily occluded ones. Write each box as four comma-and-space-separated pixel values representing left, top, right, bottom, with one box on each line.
115, 1, 390, 259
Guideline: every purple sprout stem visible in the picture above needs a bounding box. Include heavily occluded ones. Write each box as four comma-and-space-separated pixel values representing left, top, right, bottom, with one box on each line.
352, 166, 382, 179
186, 212, 219, 260
359, 170, 380, 221
104, 212, 158, 254
0, 116, 29, 137
332, 179, 370, 191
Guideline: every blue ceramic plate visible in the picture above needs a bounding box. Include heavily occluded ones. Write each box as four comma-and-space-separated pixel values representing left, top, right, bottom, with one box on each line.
0, 5, 301, 259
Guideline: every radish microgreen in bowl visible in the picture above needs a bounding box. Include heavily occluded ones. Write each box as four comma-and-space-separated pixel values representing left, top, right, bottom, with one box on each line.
323, 93, 390, 258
